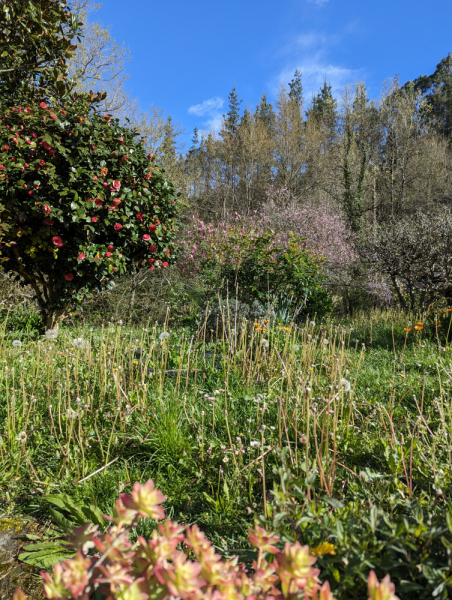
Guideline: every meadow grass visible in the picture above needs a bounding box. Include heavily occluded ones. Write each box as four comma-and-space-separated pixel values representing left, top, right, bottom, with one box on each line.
1, 307, 452, 551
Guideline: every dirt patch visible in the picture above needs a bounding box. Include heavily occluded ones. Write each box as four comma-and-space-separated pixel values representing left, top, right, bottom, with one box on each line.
0, 518, 44, 600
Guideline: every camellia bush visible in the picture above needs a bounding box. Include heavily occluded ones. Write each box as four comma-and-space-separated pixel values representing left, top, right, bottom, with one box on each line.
13, 478, 400, 600
0, 96, 178, 329
180, 214, 332, 322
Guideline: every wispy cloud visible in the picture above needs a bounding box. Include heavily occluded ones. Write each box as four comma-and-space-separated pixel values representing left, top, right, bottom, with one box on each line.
188, 96, 225, 134
188, 96, 224, 117
273, 26, 364, 101
308, 0, 330, 6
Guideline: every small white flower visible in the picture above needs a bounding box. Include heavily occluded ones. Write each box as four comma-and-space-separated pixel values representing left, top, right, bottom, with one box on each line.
340, 378, 351, 393
12, 340, 22, 348
292, 344, 300, 351
159, 331, 170, 341
16, 431, 27, 443
45, 329, 58, 340
250, 441, 260, 447
309, 321, 316, 327
223, 457, 229, 463
66, 408, 78, 420
323, 339, 329, 345
261, 338, 269, 348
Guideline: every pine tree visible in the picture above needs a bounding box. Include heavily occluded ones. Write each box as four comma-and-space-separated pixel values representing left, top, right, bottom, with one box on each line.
406, 54, 452, 137
255, 92, 275, 127
288, 69, 303, 108
309, 79, 338, 142
225, 84, 242, 135
159, 115, 176, 166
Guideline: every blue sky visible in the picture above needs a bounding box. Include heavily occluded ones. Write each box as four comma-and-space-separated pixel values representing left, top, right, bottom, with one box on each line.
93, 0, 452, 146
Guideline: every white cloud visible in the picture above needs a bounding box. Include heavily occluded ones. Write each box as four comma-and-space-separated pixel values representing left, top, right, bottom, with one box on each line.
188, 96, 224, 117
309, 0, 329, 6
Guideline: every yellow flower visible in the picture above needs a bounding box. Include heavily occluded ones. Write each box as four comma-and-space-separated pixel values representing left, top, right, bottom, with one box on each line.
311, 542, 336, 556
133, 360, 138, 365
414, 326, 423, 331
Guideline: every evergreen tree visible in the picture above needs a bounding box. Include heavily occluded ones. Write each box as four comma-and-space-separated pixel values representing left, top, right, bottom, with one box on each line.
256, 92, 275, 127
159, 115, 177, 165
225, 84, 242, 135
406, 54, 452, 137
309, 79, 338, 142
288, 69, 303, 108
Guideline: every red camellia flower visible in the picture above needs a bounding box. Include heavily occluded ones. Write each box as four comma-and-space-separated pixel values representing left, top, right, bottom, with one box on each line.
78, 253, 85, 260
163, 262, 168, 268
166, 249, 170, 255
42, 141, 51, 150
112, 198, 121, 205
142, 234, 151, 241
42, 204, 51, 215
94, 198, 103, 207
39, 160, 45, 166
112, 180, 121, 190
106, 251, 112, 258
103, 182, 109, 188
148, 258, 155, 264
64, 273, 74, 281
149, 265, 155, 270
49, 150, 56, 155
149, 245, 156, 253
52, 236, 63, 247
149, 224, 156, 232
136, 213, 144, 222
4, 145, 9, 150
108, 245, 114, 251
24, 163, 29, 168
0, 165, 4, 170
50, 114, 57, 120
39, 102, 47, 109
114, 223, 122, 231
91, 216, 98, 223
28, 190, 33, 196
44, 218, 54, 226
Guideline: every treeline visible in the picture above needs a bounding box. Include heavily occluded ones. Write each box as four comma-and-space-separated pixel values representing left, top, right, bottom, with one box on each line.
163, 58, 452, 232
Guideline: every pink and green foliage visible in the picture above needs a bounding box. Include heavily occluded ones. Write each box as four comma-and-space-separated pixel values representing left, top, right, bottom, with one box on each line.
180, 212, 333, 318
261, 186, 355, 271
14, 479, 399, 600
0, 98, 178, 328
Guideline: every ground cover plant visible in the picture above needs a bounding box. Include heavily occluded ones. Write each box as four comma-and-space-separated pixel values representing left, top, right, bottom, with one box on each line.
2, 308, 452, 598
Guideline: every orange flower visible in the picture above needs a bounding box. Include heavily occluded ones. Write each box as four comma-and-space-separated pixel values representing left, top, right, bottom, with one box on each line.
417, 322, 423, 325
414, 325, 423, 331
254, 323, 260, 329
447, 308, 452, 313
435, 321, 441, 325
404, 328, 411, 332
440, 311, 445, 315
429, 307, 434, 311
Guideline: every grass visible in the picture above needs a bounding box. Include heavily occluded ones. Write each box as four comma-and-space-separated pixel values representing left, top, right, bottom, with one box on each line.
2, 307, 452, 596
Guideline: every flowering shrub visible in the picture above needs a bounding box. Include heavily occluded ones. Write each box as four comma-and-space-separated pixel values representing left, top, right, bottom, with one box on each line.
13, 479, 399, 600
180, 213, 332, 321
0, 97, 178, 329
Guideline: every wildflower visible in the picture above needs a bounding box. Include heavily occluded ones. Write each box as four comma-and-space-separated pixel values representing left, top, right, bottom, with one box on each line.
12, 340, 22, 348
223, 457, 229, 463
311, 542, 336, 556
448, 309, 452, 313
45, 329, 58, 340
404, 328, 411, 332
159, 331, 170, 341
67, 409, 78, 420
261, 338, 269, 348
340, 378, 351, 393
367, 571, 400, 600
72, 338, 87, 350
309, 321, 316, 327
293, 344, 300, 351
323, 339, 329, 345
250, 441, 260, 447
16, 431, 27, 443
414, 325, 423, 331
254, 322, 260, 329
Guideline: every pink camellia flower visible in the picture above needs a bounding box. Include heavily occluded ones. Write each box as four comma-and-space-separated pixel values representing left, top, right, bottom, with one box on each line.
22, 183, 27, 188
112, 198, 121, 206
103, 182, 109, 188
112, 180, 121, 190
44, 218, 54, 226
50, 114, 57, 120
28, 191, 33, 196
91, 145, 96, 150
166, 249, 170, 255
163, 262, 168, 268
78, 253, 85, 260
0, 165, 4, 170
94, 198, 103, 207
4, 145, 9, 150
52, 236, 63, 247
114, 223, 122, 231
24, 163, 29, 168
91, 217, 98, 223
149, 245, 156, 253
107, 245, 114, 251
39, 160, 45, 166
93, 175, 98, 181
42, 204, 51, 215
149, 224, 156, 233
149, 264, 155, 270
106, 251, 112, 258
39, 102, 47, 109
142, 234, 151, 241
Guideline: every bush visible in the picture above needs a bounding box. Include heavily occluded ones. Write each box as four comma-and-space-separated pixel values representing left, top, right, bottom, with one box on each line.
14, 479, 401, 600
180, 214, 332, 323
